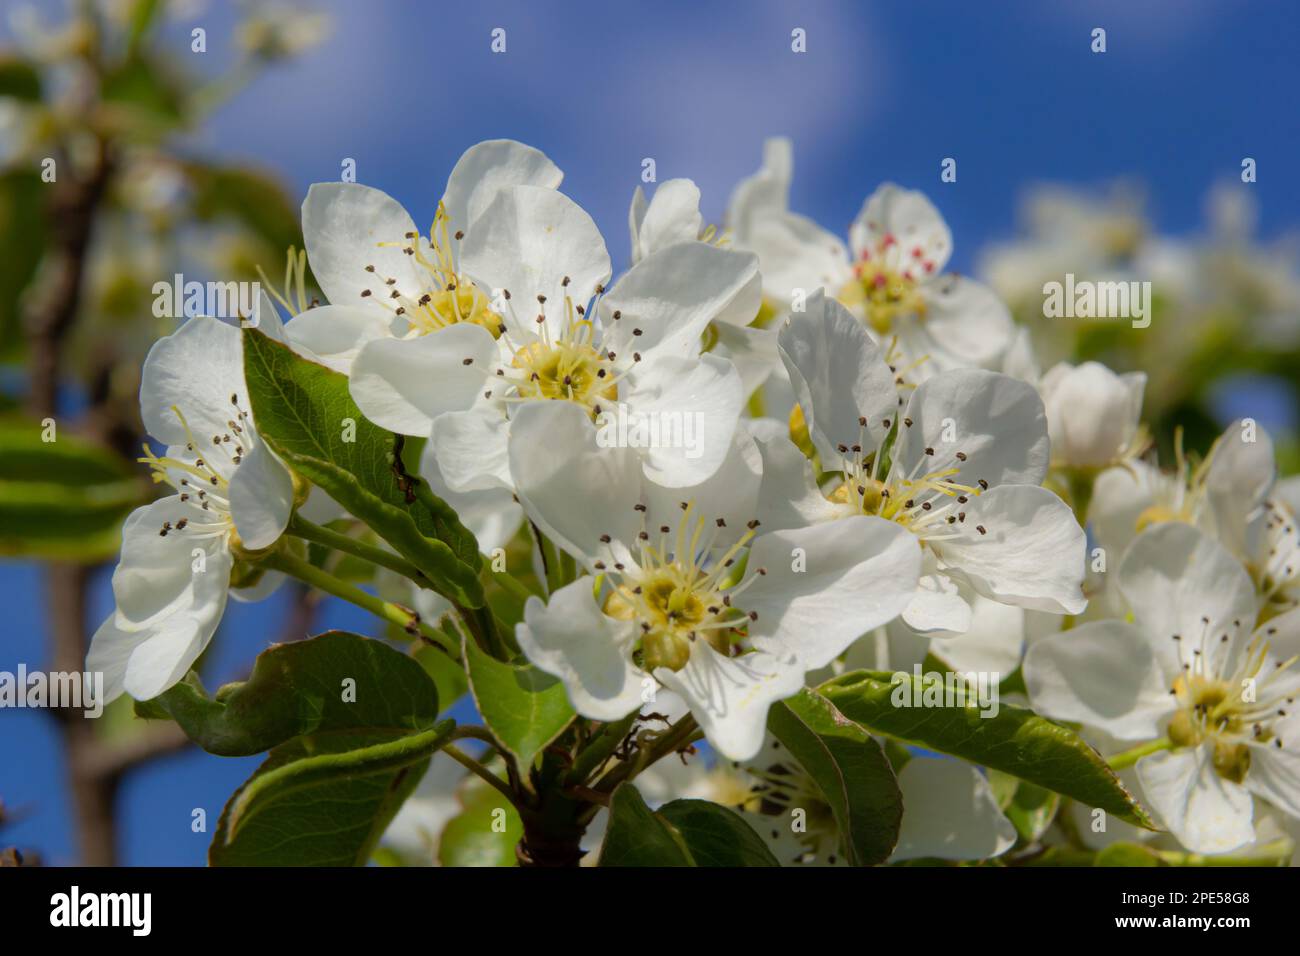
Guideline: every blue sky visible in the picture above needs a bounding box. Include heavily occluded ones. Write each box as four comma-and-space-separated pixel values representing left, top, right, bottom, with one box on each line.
2, 0, 1298, 864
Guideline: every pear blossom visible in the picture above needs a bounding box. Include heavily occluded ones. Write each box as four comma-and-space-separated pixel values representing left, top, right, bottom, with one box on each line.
751, 291, 1087, 635
726, 137, 1015, 383
506, 401, 921, 761
289, 138, 564, 389
1039, 360, 1147, 469
723, 739, 1015, 865
86, 315, 295, 703
1024, 522, 1300, 854
1090, 420, 1297, 619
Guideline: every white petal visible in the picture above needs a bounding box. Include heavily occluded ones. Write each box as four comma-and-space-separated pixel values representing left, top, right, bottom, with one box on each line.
140, 315, 243, 446
900, 566, 972, 635
1204, 420, 1275, 559
745, 211, 850, 304
428, 405, 512, 493
110, 498, 231, 630
850, 183, 952, 274
621, 353, 743, 487
1119, 523, 1259, 678
600, 242, 760, 363
1090, 461, 1162, 558
895, 369, 1050, 489
745, 516, 922, 668
751, 426, 849, 531
656, 643, 804, 762
916, 276, 1015, 369
1040, 362, 1146, 468
282, 305, 395, 374
933, 484, 1087, 614
1245, 719, 1300, 820
634, 178, 703, 259
302, 182, 421, 309
777, 291, 897, 464
508, 401, 642, 567
419, 438, 521, 554
349, 322, 498, 435
641, 427, 763, 553
726, 136, 793, 239
227, 441, 294, 550
627, 185, 648, 262
441, 139, 562, 235
712, 320, 781, 399
460, 185, 610, 341
1023, 620, 1173, 740
516, 578, 644, 722
1137, 748, 1255, 854
928, 593, 1027, 675
890, 757, 1017, 861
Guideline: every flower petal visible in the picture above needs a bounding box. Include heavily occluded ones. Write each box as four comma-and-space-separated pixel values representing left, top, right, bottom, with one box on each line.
1119, 522, 1258, 678
420, 433, 521, 554
441, 139, 562, 235
1136, 748, 1255, 854
460, 185, 610, 342
890, 757, 1017, 861
933, 484, 1087, 614
621, 353, 744, 487
140, 315, 243, 446
349, 322, 499, 435
508, 401, 643, 567
778, 290, 897, 464
750, 422, 850, 531
302, 182, 422, 309
656, 643, 805, 762
428, 404, 512, 493
916, 276, 1015, 369
744, 515, 922, 668
1023, 620, 1173, 740
516, 578, 644, 722
282, 304, 395, 374
631, 178, 702, 260
850, 183, 952, 274
227, 440, 294, 551
600, 242, 760, 363
895, 369, 1050, 490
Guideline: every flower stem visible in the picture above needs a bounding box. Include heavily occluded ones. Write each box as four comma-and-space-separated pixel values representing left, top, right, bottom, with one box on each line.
260, 548, 456, 654
443, 743, 517, 806
1107, 737, 1173, 771
286, 513, 428, 584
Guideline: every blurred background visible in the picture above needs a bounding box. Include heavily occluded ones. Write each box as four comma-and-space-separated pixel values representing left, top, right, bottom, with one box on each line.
1, 0, 1297, 865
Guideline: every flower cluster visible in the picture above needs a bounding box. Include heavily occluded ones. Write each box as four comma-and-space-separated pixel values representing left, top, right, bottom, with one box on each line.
90, 137, 1300, 866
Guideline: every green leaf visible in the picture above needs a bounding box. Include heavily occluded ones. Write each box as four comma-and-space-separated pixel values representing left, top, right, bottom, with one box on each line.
414, 642, 469, 716
0, 56, 41, 102
657, 799, 780, 867
135, 630, 440, 756
0, 418, 142, 561
597, 786, 778, 866
988, 770, 1061, 843
1094, 842, 1164, 867
597, 785, 692, 866
211, 721, 454, 866
767, 689, 903, 865
437, 778, 524, 867
820, 670, 1155, 829
463, 637, 573, 774
241, 328, 483, 606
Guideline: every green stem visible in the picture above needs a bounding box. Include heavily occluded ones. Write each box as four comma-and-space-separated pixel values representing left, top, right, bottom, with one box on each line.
1154, 839, 1293, 867
287, 513, 426, 584
260, 549, 456, 655
1107, 737, 1173, 771
592, 714, 701, 798
443, 743, 517, 806
490, 567, 541, 604
564, 714, 638, 788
